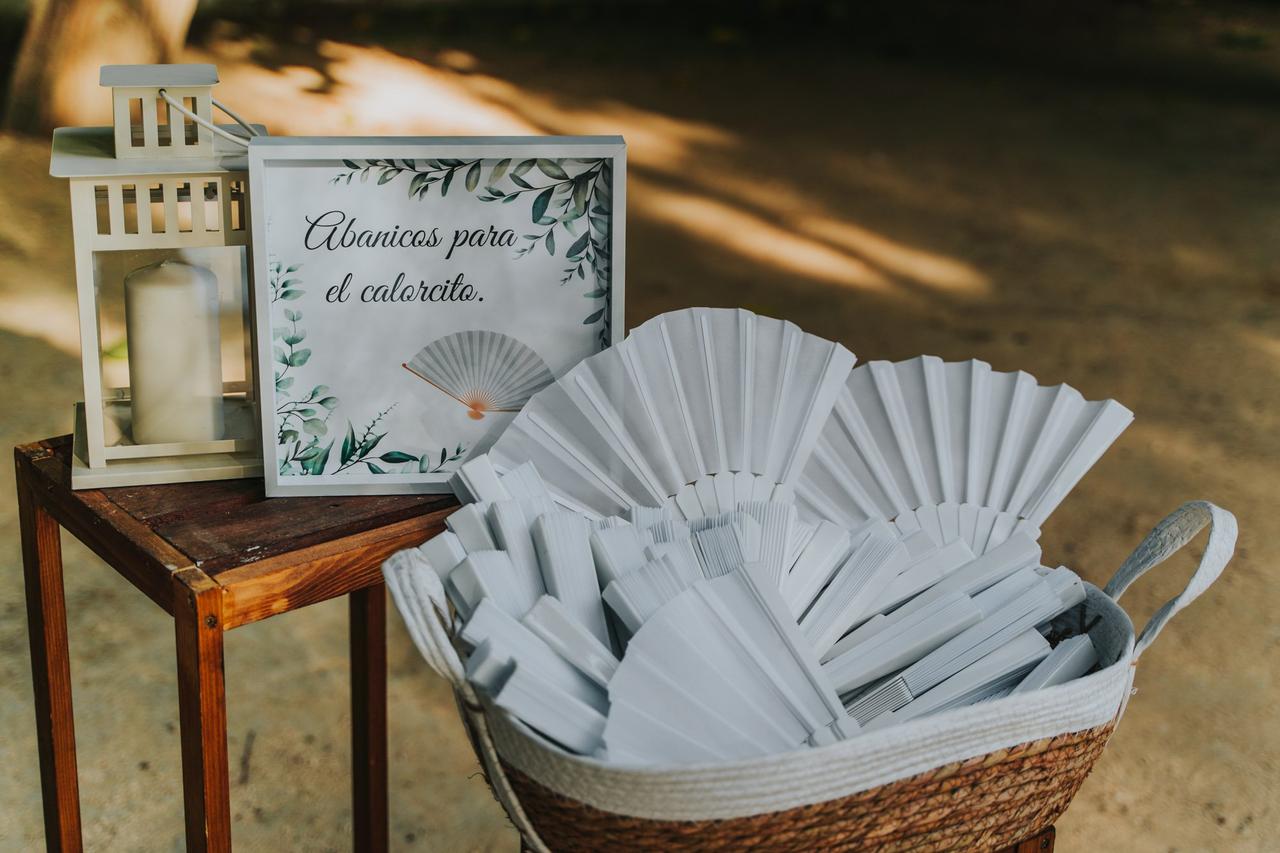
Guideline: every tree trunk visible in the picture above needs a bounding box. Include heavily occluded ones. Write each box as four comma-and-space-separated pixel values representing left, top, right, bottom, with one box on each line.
4, 0, 198, 134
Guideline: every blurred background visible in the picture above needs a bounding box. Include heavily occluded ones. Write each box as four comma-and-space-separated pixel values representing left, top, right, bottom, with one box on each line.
1, 0, 1277, 849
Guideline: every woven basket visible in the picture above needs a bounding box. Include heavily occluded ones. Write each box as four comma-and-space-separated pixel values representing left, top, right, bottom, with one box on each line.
387, 501, 1235, 852
494, 726, 1111, 852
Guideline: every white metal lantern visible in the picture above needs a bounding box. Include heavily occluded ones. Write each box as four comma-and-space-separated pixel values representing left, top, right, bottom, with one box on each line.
50, 64, 265, 488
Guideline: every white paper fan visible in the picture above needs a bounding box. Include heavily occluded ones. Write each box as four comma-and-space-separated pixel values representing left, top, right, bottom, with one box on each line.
603, 567, 854, 763
404, 330, 555, 420
490, 309, 856, 517
796, 355, 1132, 530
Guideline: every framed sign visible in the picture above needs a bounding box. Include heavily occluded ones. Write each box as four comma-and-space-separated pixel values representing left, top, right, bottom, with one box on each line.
247, 136, 625, 496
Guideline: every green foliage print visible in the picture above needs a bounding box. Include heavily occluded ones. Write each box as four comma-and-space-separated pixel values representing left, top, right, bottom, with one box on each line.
333, 157, 615, 350
270, 260, 467, 476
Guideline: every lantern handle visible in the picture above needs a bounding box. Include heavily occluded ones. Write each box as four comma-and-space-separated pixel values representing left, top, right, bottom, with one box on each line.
211, 96, 262, 139
158, 89, 261, 148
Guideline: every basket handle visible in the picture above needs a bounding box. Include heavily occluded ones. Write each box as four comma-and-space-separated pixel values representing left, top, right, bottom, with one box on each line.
383, 548, 553, 853
1103, 500, 1237, 661
383, 548, 466, 685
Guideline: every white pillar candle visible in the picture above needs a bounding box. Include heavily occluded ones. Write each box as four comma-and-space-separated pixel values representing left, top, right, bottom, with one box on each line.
124, 260, 225, 444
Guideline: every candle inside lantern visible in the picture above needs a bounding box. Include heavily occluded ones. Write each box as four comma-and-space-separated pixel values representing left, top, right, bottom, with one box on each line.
124, 260, 225, 444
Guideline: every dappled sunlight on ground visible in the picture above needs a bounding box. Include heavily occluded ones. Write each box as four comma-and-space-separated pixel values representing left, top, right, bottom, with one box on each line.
201, 37, 737, 161
631, 178, 898, 293
2, 9, 1279, 850
796, 216, 989, 296
193, 35, 986, 304
1240, 327, 1280, 362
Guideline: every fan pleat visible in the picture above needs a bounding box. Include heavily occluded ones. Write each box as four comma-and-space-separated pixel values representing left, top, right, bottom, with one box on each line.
694, 312, 729, 473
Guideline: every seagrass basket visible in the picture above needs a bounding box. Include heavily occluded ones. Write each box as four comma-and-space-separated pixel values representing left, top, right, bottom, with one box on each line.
389, 501, 1235, 852
488, 725, 1113, 852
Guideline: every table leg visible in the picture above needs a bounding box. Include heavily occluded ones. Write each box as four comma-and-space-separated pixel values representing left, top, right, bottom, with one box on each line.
18, 479, 83, 852
350, 584, 388, 853
175, 575, 231, 853
1002, 825, 1056, 853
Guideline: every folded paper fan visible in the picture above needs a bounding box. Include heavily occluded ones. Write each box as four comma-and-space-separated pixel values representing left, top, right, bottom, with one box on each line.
796, 356, 1132, 530
404, 330, 554, 420
490, 309, 855, 517
603, 566, 855, 763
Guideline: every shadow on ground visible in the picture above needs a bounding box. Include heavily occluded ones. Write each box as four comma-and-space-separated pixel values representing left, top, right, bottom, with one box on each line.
1, 3, 1277, 850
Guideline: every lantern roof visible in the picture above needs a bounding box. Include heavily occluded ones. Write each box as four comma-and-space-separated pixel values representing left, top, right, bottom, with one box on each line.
99, 64, 218, 88
49, 125, 265, 178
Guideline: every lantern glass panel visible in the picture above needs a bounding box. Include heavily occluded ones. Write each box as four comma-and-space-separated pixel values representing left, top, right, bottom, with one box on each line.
89, 244, 254, 455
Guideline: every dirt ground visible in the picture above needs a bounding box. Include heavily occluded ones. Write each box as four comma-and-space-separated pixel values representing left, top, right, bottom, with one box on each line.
1, 4, 1277, 850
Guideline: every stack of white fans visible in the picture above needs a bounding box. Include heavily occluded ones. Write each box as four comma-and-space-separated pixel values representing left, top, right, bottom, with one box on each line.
384, 308, 1132, 765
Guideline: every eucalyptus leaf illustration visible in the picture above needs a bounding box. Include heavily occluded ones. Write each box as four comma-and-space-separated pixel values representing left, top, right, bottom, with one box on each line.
532, 187, 553, 224
271, 263, 470, 477
333, 156, 615, 345
268, 260, 306, 305
340, 421, 356, 465
538, 159, 569, 180
273, 269, 335, 470
271, 264, 337, 475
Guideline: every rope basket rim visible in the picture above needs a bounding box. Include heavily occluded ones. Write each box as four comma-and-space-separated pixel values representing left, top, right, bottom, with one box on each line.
485, 721, 1118, 852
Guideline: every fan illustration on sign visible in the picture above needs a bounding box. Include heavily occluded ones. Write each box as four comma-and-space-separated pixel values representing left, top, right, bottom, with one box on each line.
403, 330, 555, 420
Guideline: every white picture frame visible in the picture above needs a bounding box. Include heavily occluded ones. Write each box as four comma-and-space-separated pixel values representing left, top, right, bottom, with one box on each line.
247, 136, 626, 496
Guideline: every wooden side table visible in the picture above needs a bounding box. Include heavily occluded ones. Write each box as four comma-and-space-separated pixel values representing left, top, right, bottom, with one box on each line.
16, 436, 458, 852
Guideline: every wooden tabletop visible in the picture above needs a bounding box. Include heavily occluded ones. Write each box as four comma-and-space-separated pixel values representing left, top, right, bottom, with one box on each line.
16, 436, 459, 628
